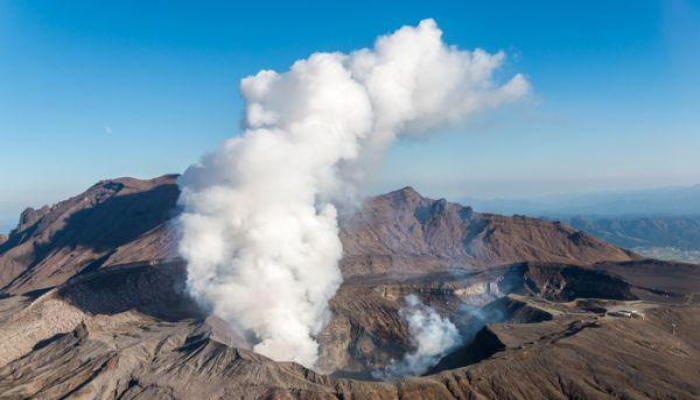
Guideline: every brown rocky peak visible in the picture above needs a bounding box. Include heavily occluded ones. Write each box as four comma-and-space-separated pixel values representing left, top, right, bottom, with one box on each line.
383, 186, 426, 204
18, 205, 51, 231
0, 175, 180, 294
92, 174, 179, 193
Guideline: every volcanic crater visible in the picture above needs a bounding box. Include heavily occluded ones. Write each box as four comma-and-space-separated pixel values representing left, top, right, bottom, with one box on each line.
0, 176, 698, 399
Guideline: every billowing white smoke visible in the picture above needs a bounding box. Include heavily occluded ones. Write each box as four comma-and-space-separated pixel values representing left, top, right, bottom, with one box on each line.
178, 19, 529, 368
376, 295, 462, 378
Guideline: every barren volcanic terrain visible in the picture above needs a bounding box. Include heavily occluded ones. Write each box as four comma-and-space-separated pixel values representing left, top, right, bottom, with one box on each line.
0, 176, 698, 399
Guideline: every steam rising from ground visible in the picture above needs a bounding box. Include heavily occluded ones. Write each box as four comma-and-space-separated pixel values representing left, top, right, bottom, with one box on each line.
178, 19, 529, 367
376, 295, 462, 378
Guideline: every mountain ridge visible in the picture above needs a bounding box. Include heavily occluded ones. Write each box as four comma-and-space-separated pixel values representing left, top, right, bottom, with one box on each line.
0, 176, 638, 295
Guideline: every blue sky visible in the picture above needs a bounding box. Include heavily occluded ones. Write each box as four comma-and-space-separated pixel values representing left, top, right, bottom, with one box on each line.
1, 0, 699, 231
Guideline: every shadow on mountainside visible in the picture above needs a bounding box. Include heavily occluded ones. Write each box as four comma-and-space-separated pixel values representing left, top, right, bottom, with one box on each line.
49, 181, 179, 251
58, 261, 205, 322
0, 180, 181, 293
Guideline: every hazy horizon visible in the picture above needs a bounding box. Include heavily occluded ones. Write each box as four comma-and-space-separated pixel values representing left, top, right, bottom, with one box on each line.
3, 176, 700, 234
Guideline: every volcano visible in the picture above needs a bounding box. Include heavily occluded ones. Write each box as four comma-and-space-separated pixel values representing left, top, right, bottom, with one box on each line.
0, 175, 698, 399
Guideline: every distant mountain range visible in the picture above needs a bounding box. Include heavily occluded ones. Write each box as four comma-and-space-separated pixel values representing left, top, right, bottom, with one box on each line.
462, 184, 700, 218
460, 184, 700, 254
566, 215, 700, 251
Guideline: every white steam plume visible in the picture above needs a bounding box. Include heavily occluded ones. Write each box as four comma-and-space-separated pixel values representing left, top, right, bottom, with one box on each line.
376, 295, 462, 378
178, 19, 529, 368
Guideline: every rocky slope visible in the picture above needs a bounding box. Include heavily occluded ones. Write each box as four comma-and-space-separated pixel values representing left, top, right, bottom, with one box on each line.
0, 176, 698, 399
0, 175, 179, 295
0, 255, 698, 399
